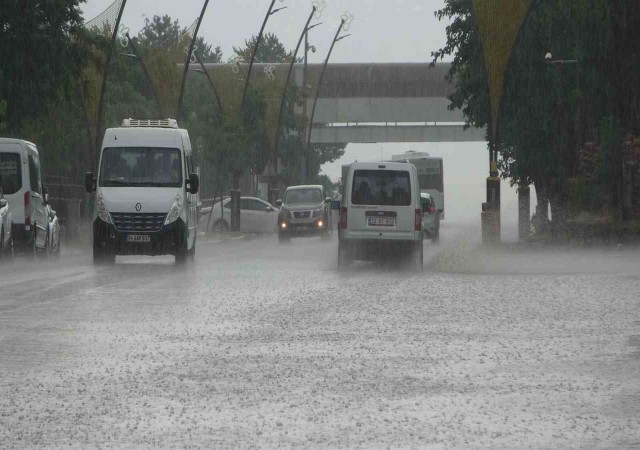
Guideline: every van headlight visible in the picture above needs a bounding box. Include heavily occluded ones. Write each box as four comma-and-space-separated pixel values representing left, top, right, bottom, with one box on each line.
164, 194, 183, 225
96, 193, 112, 224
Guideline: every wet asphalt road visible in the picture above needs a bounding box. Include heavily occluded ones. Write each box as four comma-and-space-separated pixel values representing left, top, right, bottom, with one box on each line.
1, 224, 640, 448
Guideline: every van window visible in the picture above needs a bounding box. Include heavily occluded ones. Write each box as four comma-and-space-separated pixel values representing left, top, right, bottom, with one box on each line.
99, 147, 182, 188
0, 152, 22, 195
351, 170, 411, 206
28, 155, 42, 194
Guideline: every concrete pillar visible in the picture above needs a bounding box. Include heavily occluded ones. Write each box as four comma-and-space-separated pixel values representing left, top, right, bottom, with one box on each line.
482, 161, 501, 245
230, 190, 241, 232
518, 185, 531, 241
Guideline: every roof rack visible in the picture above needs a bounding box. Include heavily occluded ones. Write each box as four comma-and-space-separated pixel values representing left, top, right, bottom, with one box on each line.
122, 118, 179, 129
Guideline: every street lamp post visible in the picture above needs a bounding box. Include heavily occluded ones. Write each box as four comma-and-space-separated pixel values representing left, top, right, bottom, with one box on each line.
240, 0, 287, 111
274, 5, 322, 179
305, 13, 353, 182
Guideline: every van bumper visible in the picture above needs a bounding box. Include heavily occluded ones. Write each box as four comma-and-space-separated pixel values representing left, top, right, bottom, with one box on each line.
339, 237, 420, 261
93, 218, 187, 256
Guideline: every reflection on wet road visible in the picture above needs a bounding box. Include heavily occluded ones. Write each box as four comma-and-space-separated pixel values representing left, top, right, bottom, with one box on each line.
1, 224, 639, 448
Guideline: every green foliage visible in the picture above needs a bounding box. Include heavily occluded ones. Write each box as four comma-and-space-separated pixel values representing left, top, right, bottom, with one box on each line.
0, 0, 87, 132
433, 0, 614, 218
234, 33, 296, 63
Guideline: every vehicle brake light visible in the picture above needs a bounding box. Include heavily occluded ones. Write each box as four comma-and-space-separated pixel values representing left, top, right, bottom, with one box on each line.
24, 191, 31, 225
415, 209, 422, 231
340, 207, 348, 230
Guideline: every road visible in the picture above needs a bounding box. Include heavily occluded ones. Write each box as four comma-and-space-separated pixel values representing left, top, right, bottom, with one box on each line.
1, 224, 639, 448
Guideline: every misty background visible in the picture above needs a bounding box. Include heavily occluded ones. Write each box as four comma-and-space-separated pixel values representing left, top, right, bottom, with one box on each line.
81, 0, 528, 236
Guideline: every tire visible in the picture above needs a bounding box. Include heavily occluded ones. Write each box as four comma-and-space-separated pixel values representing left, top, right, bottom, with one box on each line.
40, 230, 51, 260
411, 240, 423, 271
337, 240, 351, 269
93, 237, 115, 265
211, 219, 229, 233
175, 236, 188, 265
278, 231, 291, 244
320, 229, 331, 241
188, 236, 196, 262
31, 227, 38, 260
0, 227, 4, 261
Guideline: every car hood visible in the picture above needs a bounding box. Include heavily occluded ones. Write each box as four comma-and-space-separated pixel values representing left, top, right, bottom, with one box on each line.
100, 187, 179, 213
283, 202, 323, 211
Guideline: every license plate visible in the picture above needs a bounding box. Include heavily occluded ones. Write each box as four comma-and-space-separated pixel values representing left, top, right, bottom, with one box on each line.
126, 234, 151, 243
368, 216, 395, 227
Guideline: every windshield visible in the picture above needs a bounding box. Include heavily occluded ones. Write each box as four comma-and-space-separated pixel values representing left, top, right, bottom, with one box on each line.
284, 188, 322, 205
0, 152, 22, 195
99, 147, 182, 188
352, 170, 411, 206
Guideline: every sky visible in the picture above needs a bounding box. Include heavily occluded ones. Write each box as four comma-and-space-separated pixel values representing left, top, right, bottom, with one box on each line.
80, 0, 528, 235
80, 0, 451, 64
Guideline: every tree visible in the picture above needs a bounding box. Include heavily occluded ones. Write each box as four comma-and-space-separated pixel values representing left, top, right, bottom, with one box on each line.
433, 0, 612, 227
233, 33, 295, 63
0, 0, 87, 131
136, 15, 223, 63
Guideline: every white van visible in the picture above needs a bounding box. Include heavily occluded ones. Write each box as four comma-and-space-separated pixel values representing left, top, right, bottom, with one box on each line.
0, 138, 50, 256
337, 161, 423, 269
85, 119, 199, 265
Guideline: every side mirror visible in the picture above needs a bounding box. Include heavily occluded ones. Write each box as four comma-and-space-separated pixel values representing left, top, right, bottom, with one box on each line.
438, 209, 443, 214
275, 199, 282, 208
325, 196, 332, 203
85, 172, 96, 193
265, 206, 274, 212
0, 198, 7, 209
49, 209, 57, 220
330, 200, 341, 210
188, 173, 200, 194
43, 187, 49, 205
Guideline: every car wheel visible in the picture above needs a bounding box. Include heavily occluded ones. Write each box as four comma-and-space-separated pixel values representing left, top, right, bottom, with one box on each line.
188, 236, 196, 262
31, 227, 38, 260
278, 231, 290, 244
338, 240, 351, 269
0, 226, 4, 261
411, 240, 423, 271
211, 219, 229, 233
175, 235, 188, 265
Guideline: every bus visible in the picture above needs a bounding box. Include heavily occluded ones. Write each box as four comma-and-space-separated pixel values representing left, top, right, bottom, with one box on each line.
392, 151, 444, 219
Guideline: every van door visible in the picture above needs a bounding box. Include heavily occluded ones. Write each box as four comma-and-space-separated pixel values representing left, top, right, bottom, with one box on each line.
28, 152, 47, 247
348, 168, 415, 236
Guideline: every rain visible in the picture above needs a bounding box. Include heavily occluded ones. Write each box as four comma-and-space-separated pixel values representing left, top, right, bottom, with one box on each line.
1, 0, 639, 448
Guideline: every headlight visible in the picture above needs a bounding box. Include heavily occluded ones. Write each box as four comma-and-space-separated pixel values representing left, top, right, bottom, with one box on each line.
96, 193, 112, 224
164, 194, 183, 225
313, 208, 324, 218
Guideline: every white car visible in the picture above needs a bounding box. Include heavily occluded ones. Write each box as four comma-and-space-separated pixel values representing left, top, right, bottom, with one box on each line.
203, 197, 279, 233
0, 138, 50, 257
0, 187, 13, 260
85, 118, 200, 265
337, 161, 423, 270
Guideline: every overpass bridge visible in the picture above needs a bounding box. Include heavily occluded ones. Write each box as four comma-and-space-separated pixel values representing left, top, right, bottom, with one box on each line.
197, 62, 486, 144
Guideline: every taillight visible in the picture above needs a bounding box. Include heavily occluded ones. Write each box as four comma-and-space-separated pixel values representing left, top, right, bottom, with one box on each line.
24, 191, 31, 225
340, 207, 348, 230
415, 208, 422, 231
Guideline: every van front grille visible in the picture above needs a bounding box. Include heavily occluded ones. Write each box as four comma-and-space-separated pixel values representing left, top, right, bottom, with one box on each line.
111, 213, 166, 233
